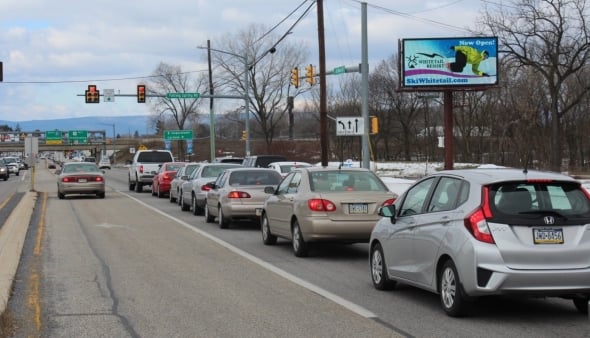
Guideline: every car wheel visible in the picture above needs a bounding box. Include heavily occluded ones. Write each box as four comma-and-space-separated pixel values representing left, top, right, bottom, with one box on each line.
204, 202, 214, 223
169, 190, 175, 203
129, 179, 135, 191
261, 213, 277, 245
292, 220, 309, 257
218, 206, 230, 229
370, 243, 396, 290
177, 190, 182, 205
97, 192, 105, 199
58, 192, 65, 199
3, 176, 7, 181
157, 185, 163, 198
191, 195, 199, 215
573, 295, 589, 314
439, 260, 470, 317
180, 194, 190, 211
16, 171, 19, 176
151, 185, 157, 196
135, 182, 143, 193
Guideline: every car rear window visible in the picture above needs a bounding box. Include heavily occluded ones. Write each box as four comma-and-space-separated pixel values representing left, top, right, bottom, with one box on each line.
489, 181, 590, 220
137, 151, 173, 163
310, 171, 388, 192
229, 171, 282, 186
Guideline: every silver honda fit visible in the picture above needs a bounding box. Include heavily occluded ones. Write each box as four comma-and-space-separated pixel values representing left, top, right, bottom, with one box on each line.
369, 168, 590, 317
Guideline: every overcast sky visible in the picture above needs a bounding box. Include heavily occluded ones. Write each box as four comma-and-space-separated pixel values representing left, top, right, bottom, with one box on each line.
0, 0, 484, 123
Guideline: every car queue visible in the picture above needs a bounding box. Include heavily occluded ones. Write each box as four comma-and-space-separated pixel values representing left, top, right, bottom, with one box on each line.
56, 152, 590, 318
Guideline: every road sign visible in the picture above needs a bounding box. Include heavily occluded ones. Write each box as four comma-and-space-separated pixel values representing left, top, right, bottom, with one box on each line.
163, 130, 193, 140
333, 66, 346, 75
68, 130, 88, 144
336, 117, 364, 136
166, 92, 200, 99
104, 89, 115, 102
45, 130, 62, 145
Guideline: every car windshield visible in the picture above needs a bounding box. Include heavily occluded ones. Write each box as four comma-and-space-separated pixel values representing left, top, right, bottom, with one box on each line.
489, 181, 590, 218
310, 171, 388, 192
137, 152, 172, 163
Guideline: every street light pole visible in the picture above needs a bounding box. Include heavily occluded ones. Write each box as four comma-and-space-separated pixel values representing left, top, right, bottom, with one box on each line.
197, 46, 250, 157
98, 123, 116, 165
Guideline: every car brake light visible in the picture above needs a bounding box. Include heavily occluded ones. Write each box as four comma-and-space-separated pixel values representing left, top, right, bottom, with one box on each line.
139, 165, 144, 173
95, 176, 103, 182
464, 208, 495, 244
201, 185, 212, 191
308, 199, 336, 212
228, 191, 251, 199
481, 186, 493, 218
163, 173, 170, 180
62, 177, 71, 182
382, 198, 396, 206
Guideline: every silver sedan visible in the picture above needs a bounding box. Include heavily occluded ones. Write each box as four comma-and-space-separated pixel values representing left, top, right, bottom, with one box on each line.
57, 162, 106, 199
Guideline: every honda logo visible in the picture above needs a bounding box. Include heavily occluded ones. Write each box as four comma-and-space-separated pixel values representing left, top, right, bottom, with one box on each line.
543, 216, 555, 225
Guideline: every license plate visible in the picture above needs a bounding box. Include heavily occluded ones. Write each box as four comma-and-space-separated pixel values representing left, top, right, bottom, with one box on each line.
533, 228, 564, 244
349, 203, 368, 214
255, 208, 262, 216
78, 178, 87, 183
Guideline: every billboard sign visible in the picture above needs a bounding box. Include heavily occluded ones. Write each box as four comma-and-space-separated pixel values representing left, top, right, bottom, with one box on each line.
400, 36, 498, 89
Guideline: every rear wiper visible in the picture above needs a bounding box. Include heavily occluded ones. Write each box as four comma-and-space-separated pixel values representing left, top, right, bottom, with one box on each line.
519, 210, 568, 220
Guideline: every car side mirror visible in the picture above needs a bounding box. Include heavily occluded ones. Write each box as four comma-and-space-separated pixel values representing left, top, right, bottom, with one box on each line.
378, 204, 396, 224
54, 169, 61, 175
264, 186, 276, 194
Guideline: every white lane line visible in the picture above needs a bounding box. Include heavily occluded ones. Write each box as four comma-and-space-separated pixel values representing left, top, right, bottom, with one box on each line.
118, 190, 378, 319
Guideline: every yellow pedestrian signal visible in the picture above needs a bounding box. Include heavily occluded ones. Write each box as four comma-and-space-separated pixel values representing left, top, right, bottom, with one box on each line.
370, 116, 379, 134
137, 84, 146, 103
290, 68, 299, 88
241, 130, 247, 140
305, 64, 315, 86
85, 85, 100, 103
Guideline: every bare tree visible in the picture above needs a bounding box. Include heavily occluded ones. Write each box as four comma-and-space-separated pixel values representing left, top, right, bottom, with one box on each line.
210, 24, 308, 152
147, 62, 208, 159
480, 0, 590, 171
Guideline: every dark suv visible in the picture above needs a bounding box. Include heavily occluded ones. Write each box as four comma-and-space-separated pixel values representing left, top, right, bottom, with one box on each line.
242, 155, 287, 168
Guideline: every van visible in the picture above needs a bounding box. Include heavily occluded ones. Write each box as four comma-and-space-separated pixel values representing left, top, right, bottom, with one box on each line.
242, 155, 287, 168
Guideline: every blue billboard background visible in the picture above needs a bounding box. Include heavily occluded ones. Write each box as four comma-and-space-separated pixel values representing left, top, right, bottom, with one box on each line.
401, 37, 498, 88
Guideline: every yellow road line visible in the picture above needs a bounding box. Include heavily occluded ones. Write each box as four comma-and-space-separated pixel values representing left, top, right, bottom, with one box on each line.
0, 192, 15, 210
29, 192, 47, 332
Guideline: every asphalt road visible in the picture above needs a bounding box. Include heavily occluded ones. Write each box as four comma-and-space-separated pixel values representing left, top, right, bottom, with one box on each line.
2, 163, 589, 337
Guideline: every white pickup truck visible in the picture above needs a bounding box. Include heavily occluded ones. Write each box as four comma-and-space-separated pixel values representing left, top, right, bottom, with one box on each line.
128, 149, 174, 192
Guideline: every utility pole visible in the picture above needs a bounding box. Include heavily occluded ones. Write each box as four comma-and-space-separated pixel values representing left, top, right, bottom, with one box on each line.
287, 96, 294, 140
207, 40, 216, 162
317, 0, 328, 167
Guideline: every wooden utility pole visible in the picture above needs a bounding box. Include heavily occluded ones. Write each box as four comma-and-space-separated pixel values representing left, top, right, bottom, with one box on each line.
317, 0, 328, 167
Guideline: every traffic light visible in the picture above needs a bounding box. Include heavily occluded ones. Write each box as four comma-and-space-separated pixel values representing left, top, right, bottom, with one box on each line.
305, 64, 315, 86
0, 61, 3, 82
290, 68, 299, 88
241, 130, 247, 140
137, 85, 146, 103
85, 85, 100, 103
370, 116, 379, 134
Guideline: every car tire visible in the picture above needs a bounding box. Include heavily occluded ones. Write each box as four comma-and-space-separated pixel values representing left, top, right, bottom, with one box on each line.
180, 194, 190, 211
292, 220, 309, 257
169, 191, 176, 203
261, 213, 277, 245
58, 192, 65, 199
129, 179, 135, 191
370, 243, 396, 290
191, 195, 199, 215
135, 182, 143, 193
97, 192, 105, 199
151, 185, 157, 196
204, 202, 214, 223
157, 185, 163, 198
573, 295, 589, 314
218, 206, 230, 229
16, 171, 19, 176
439, 260, 470, 317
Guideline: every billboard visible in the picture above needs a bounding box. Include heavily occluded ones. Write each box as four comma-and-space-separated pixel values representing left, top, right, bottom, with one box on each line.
400, 36, 498, 89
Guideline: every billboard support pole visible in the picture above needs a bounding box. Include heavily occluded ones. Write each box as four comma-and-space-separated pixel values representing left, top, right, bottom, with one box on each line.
444, 90, 454, 170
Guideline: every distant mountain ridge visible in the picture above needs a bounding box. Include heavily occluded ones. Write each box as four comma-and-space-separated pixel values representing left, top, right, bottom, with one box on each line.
0, 115, 154, 137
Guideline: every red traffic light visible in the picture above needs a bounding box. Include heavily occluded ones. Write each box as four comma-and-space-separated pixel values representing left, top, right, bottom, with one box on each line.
137, 85, 146, 103
85, 85, 99, 103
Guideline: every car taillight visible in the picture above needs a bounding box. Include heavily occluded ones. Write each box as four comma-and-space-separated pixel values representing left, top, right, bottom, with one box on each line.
62, 177, 71, 182
382, 198, 396, 206
308, 199, 336, 212
464, 208, 495, 244
201, 185, 212, 191
139, 165, 144, 173
95, 176, 103, 182
163, 173, 171, 180
228, 191, 251, 199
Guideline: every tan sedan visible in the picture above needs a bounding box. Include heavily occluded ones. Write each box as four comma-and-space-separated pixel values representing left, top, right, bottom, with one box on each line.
260, 167, 397, 257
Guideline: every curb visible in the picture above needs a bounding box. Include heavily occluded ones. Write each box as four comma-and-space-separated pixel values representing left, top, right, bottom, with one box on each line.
0, 191, 36, 314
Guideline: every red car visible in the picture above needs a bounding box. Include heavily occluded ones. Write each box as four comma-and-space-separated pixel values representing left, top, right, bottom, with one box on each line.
152, 162, 186, 198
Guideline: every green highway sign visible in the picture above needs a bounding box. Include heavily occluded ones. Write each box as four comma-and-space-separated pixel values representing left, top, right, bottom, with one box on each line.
163, 130, 193, 140
68, 130, 88, 144
333, 66, 346, 75
166, 92, 200, 99
45, 130, 62, 145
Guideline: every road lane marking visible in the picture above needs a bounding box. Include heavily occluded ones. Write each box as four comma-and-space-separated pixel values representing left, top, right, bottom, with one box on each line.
118, 190, 378, 319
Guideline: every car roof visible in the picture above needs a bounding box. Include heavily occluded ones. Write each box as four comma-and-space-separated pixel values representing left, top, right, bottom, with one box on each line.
268, 161, 312, 166
432, 168, 578, 185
